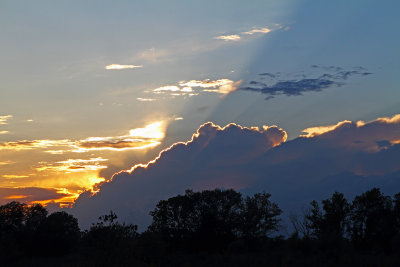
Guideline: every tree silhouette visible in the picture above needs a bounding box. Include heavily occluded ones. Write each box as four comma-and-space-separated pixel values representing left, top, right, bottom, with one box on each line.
39, 211, 80, 255
149, 189, 282, 251
350, 188, 395, 251
241, 192, 282, 239
304, 192, 350, 241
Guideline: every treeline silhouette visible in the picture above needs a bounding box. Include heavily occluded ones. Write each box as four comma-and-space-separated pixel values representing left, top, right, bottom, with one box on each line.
2, 188, 400, 266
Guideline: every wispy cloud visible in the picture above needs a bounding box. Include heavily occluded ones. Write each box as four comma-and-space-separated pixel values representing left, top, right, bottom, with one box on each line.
150, 78, 241, 97
242, 66, 373, 100
242, 27, 272, 35
0, 131, 9, 135
0, 160, 14, 166
214, 25, 279, 42
0, 187, 74, 206
0, 139, 73, 151
75, 121, 166, 152
36, 158, 108, 173
105, 64, 143, 70
136, 97, 156, 102
0, 121, 167, 153
0, 115, 13, 125
2, 175, 30, 179
214, 34, 241, 41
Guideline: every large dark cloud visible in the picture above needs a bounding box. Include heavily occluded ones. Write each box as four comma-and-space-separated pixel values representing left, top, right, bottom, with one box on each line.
72, 114, 400, 230
242, 66, 372, 100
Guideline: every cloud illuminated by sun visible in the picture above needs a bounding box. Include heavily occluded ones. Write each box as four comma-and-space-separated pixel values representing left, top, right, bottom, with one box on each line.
150, 78, 241, 97
0, 115, 13, 125
300, 121, 352, 138
214, 34, 241, 41
105, 64, 143, 70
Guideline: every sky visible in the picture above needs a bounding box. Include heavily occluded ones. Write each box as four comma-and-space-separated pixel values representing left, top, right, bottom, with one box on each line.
1, 1, 400, 225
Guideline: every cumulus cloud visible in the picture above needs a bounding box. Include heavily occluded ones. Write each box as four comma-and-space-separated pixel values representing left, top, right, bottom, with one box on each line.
0, 115, 13, 125
71, 114, 400, 230
105, 64, 143, 70
72, 122, 287, 228
242, 66, 372, 100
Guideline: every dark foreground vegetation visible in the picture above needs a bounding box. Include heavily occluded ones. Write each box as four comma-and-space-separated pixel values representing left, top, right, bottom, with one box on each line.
2, 188, 400, 266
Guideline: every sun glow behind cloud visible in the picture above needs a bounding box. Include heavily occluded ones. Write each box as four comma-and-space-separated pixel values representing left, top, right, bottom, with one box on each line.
0, 121, 168, 206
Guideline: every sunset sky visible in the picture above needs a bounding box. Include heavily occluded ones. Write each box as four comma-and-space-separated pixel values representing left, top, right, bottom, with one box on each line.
1, 1, 400, 226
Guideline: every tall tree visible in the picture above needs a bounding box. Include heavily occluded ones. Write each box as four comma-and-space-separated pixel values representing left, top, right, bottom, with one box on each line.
350, 188, 395, 250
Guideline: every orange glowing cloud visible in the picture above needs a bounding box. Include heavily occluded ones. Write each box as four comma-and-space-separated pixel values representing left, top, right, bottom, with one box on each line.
300, 120, 352, 137
0, 187, 74, 205
0, 122, 167, 153
35, 158, 108, 173
75, 121, 166, 152
299, 113, 400, 152
0, 139, 73, 151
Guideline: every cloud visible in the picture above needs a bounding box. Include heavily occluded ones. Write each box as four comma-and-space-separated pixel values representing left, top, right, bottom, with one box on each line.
0, 131, 9, 135
2, 175, 30, 179
214, 34, 241, 41
136, 98, 156, 102
214, 26, 277, 42
150, 78, 241, 97
105, 64, 143, 70
75, 121, 166, 152
72, 122, 287, 228
0, 139, 73, 151
0, 161, 14, 166
242, 66, 372, 100
0, 187, 74, 205
0, 115, 13, 125
35, 158, 108, 173
0, 121, 167, 153
242, 27, 272, 35
71, 114, 400, 230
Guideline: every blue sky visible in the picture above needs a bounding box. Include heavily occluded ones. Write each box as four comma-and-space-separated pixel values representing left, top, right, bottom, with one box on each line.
1, 0, 399, 210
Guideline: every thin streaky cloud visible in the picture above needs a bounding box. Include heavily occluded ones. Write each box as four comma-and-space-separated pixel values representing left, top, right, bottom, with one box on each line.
105, 64, 143, 70
2, 175, 30, 179
214, 34, 241, 41
0, 122, 167, 152
137, 98, 156, 102
0, 131, 9, 135
242, 27, 272, 35
0, 115, 13, 125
